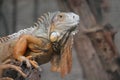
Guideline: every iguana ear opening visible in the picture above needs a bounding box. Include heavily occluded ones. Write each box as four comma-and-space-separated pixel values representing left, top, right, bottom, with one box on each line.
50, 35, 73, 77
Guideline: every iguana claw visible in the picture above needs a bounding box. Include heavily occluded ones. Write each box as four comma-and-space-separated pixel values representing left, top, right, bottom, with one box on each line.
19, 56, 31, 68
20, 56, 39, 69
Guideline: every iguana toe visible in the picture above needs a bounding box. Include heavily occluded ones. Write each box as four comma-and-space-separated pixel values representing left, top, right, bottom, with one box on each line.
29, 60, 39, 69
19, 56, 31, 68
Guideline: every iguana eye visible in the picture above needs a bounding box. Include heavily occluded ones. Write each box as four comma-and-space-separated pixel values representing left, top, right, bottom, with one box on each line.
58, 15, 63, 19
57, 14, 65, 21
59, 15, 63, 18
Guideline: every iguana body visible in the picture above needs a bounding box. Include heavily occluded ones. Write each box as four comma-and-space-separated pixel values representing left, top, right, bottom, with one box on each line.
0, 11, 80, 79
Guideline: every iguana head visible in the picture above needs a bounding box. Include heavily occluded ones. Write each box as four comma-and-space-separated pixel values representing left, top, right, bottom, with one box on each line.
32, 11, 79, 41
49, 11, 80, 42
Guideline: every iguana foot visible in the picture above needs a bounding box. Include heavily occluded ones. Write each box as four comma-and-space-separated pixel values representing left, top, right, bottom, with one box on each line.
26, 56, 39, 69
19, 56, 39, 69
29, 60, 39, 68
19, 56, 31, 68
26, 56, 42, 71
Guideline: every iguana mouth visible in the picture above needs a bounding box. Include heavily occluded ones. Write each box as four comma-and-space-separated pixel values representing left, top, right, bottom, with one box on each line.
64, 20, 79, 27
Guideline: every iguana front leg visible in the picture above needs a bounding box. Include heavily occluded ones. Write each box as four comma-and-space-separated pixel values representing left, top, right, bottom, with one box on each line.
14, 35, 43, 68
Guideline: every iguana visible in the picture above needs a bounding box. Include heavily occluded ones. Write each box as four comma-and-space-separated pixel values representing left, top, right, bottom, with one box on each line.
0, 11, 80, 79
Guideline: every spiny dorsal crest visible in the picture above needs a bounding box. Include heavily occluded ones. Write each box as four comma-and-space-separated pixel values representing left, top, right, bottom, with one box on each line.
34, 12, 50, 27
0, 11, 60, 43
34, 11, 60, 29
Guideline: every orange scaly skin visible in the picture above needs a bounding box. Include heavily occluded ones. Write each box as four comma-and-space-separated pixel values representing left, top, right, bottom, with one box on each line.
14, 35, 46, 68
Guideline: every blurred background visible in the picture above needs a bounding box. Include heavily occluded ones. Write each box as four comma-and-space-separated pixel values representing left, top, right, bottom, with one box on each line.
0, 0, 120, 80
